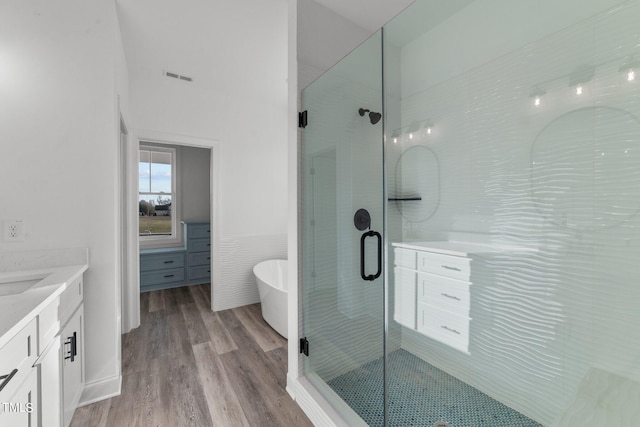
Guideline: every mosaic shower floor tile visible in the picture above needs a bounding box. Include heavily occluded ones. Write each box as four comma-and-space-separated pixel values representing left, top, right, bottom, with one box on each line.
327, 349, 542, 427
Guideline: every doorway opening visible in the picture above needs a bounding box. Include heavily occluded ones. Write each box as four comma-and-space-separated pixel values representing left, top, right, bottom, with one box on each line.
121, 131, 219, 333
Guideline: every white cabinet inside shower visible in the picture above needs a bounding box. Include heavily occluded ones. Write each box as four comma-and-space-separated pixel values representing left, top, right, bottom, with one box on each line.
392, 241, 498, 354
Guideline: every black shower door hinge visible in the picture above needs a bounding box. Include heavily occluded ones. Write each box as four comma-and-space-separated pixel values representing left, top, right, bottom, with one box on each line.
298, 110, 308, 128
300, 337, 309, 356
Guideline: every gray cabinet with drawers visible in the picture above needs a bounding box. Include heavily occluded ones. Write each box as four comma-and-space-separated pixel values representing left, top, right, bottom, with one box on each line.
139, 222, 211, 292
185, 222, 211, 282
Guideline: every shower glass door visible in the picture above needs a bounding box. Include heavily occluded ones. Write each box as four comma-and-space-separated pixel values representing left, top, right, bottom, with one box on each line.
300, 31, 385, 426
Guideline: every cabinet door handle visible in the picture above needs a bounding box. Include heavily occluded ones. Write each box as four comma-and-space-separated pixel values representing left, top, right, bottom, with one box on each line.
441, 265, 461, 272
164, 274, 175, 278
65, 332, 77, 362
164, 260, 174, 264
441, 293, 461, 301
0, 369, 18, 392
441, 325, 461, 335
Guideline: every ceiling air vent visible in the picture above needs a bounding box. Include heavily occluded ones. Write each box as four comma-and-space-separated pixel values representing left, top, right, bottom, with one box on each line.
164, 70, 193, 82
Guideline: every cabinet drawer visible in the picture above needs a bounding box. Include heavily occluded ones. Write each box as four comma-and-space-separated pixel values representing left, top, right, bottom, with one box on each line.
140, 268, 185, 286
188, 224, 210, 239
61, 306, 83, 427
39, 297, 60, 353
393, 267, 416, 328
394, 248, 416, 270
0, 318, 37, 394
417, 303, 470, 353
60, 275, 83, 326
416, 251, 470, 281
140, 252, 185, 272
188, 265, 211, 281
188, 239, 210, 253
188, 252, 210, 267
417, 272, 471, 316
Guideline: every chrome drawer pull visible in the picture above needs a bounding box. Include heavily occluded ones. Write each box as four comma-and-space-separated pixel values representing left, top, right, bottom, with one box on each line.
441, 325, 461, 335
0, 369, 18, 392
441, 293, 461, 301
441, 265, 461, 272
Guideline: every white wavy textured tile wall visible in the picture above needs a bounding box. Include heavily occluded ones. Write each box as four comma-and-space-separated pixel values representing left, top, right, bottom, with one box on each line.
552, 368, 640, 427
214, 234, 287, 311
393, 2, 640, 426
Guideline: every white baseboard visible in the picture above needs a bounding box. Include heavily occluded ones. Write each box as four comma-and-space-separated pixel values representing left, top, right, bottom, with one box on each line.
77, 374, 122, 407
288, 374, 366, 427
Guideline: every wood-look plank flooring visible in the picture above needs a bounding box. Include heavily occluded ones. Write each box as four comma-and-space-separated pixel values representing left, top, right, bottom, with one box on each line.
71, 284, 312, 427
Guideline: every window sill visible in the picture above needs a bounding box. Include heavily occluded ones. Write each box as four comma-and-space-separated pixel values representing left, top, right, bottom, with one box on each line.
139, 236, 184, 251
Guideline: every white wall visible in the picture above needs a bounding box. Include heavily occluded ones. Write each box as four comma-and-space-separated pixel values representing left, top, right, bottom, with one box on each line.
117, 0, 289, 310
297, 0, 371, 90
180, 145, 211, 222
0, 0, 124, 403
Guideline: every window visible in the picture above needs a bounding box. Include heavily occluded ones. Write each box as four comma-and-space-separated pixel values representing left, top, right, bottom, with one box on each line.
139, 145, 178, 242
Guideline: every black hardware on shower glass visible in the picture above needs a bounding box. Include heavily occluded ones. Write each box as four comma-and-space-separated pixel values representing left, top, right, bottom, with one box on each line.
388, 197, 422, 201
354, 208, 371, 231
298, 110, 308, 128
300, 337, 309, 356
360, 230, 382, 281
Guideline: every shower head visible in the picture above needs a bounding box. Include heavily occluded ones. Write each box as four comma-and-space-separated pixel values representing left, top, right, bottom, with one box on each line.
358, 108, 382, 125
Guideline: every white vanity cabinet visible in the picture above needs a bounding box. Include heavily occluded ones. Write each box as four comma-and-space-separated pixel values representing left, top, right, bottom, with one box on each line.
0, 318, 38, 426
0, 271, 85, 427
37, 337, 61, 427
44, 274, 85, 427
393, 248, 417, 329
60, 303, 83, 427
393, 244, 473, 353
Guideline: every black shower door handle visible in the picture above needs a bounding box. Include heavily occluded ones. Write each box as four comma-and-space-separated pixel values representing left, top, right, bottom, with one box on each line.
360, 230, 382, 281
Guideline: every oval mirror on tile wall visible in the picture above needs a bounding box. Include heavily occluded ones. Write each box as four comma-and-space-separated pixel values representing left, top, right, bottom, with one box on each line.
393, 144, 440, 222
530, 106, 640, 231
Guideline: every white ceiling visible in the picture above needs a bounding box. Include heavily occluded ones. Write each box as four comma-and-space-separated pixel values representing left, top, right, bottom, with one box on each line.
312, 0, 414, 32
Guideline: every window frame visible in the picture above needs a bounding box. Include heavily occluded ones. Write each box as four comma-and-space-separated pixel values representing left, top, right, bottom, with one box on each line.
138, 144, 181, 248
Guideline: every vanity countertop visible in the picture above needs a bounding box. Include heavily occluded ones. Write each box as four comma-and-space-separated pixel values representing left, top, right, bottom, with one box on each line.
392, 241, 536, 257
0, 264, 88, 348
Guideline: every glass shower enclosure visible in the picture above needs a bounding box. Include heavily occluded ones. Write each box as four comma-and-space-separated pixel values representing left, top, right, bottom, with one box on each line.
300, 1, 640, 426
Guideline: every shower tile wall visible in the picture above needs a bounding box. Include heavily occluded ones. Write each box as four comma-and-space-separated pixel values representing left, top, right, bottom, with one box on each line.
388, 1, 640, 425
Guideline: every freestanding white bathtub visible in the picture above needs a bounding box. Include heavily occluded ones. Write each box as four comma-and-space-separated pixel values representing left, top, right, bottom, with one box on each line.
253, 259, 288, 339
